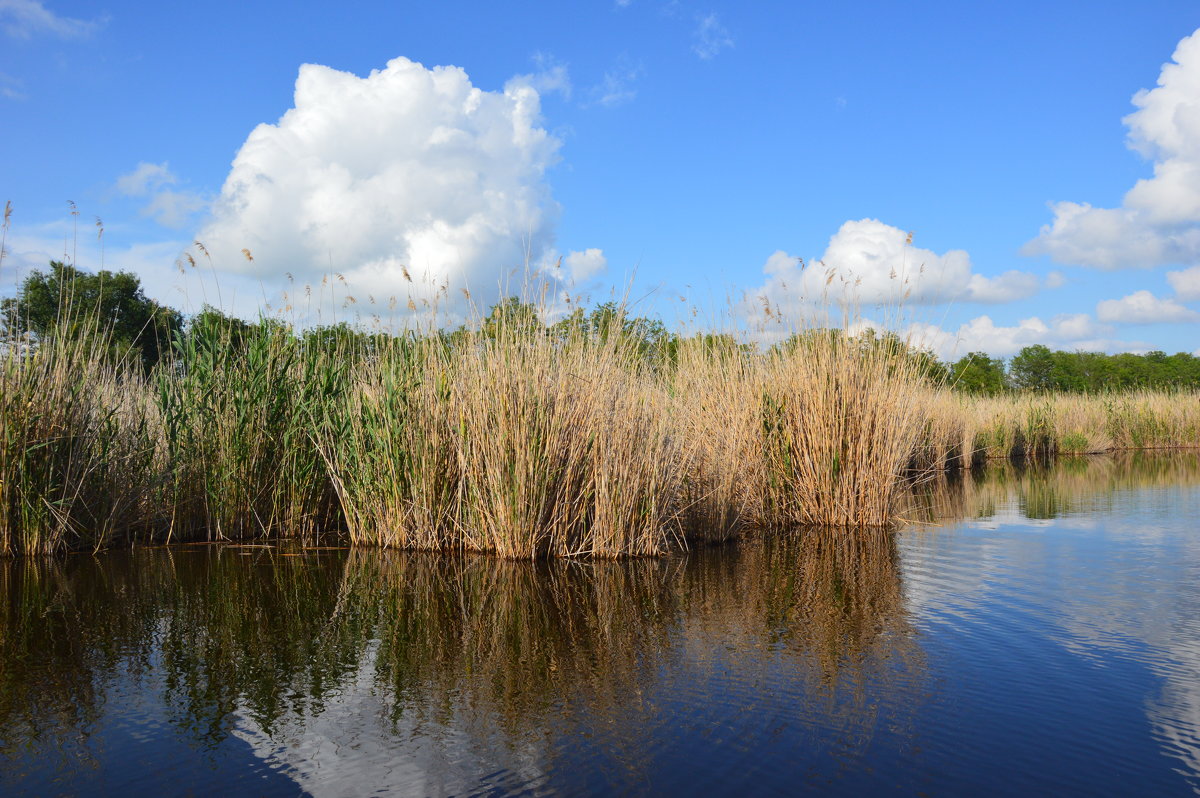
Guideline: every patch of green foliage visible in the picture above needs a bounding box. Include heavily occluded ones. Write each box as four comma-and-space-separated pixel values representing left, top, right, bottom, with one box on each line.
1, 261, 181, 371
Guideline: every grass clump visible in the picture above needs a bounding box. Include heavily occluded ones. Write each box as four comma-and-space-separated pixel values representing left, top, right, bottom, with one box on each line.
322, 315, 689, 558
757, 330, 932, 527
0, 330, 157, 554
159, 312, 342, 542
453, 324, 686, 557
316, 335, 460, 551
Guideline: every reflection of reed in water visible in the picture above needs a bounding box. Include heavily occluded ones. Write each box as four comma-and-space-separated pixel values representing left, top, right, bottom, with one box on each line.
899, 451, 1200, 524
0, 535, 924, 788
0, 546, 369, 756
0, 553, 169, 765
680, 527, 920, 754
347, 551, 688, 733
770, 529, 909, 672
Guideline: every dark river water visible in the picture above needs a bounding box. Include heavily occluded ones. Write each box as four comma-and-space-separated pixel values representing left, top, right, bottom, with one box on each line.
2, 454, 1199, 796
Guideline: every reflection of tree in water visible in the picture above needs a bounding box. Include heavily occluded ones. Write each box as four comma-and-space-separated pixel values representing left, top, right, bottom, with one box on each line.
901, 451, 1200, 523
0, 546, 370, 761
0, 553, 164, 765
0, 534, 924, 790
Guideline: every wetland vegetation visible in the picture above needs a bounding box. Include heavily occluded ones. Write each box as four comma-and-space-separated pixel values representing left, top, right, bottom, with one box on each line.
2, 260, 1199, 556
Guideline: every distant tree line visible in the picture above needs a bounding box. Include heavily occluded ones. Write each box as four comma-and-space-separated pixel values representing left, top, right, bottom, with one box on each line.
947, 346, 1200, 393
5, 262, 1199, 392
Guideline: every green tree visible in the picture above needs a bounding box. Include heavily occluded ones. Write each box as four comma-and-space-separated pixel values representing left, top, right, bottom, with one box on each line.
1, 261, 181, 370
1009, 345, 1059, 391
481, 297, 545, 340
949, 351, 1007, 395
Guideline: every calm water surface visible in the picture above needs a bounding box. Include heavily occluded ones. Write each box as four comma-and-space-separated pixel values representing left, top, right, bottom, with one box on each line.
2, 454, 1199, 796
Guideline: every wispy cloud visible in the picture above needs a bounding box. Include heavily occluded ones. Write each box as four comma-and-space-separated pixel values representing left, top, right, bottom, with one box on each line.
692, 13, 733, 60
0, 71, 24, 100
116, 162, 206, 229
0, 0, 104, 40
587, 55, 642, 108
509, 52, 572, 100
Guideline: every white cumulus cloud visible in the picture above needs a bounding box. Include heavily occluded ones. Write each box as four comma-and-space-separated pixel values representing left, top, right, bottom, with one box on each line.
1096, 290, 1200, 324
902, 313, 1135, 360
1025, 28, 1200, 269
562, 248, 607, 282
195, 57, 602, 316
1167, 264, 1200, 300
748, 219, 1045, 316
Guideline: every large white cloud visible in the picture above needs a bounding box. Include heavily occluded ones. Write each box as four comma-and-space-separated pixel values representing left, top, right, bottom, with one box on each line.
1025, 28, 1200, 269
749, 219, 1045, 314
195, 57, 602, 317
1096, 290, 1200, 324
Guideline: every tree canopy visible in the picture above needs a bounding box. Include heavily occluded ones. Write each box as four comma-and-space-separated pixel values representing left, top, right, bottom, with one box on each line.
1, 261, 182, 370
7, 272, 1199, 393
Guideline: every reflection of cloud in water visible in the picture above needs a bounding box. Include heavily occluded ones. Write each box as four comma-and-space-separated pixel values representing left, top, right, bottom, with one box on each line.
1144, 539, 1200, 790
213, 538, 926, 795
230, 642, 551, 797
899, 454, 1200, 788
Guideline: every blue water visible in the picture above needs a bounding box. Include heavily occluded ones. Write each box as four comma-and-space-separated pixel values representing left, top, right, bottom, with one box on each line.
1, 456, 1197, 796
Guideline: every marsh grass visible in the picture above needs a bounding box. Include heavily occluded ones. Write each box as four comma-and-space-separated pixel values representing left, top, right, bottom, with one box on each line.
455, 323, 688, 557
5, 270, 1200, 558
671, 335, 761, 542
756, 330, 932, 527
316, 334, 461, 551
955, 390, 1200, 461
159, 316, 343, 542
0, 327, 158, 555
321, 315, 689, 558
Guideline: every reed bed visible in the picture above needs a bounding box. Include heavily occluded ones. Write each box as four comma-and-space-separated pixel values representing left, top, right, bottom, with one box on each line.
950, 390, 1200, 462
671, 335, 762, 541
3, 293, 1200, 557
159, 317, 344, 542
450, 324, 687, 557
755, 331, 934, 527
0, 329, 158, 555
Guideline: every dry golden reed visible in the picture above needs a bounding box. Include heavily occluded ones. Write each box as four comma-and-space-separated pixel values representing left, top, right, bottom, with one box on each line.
5, 273, 1200, 557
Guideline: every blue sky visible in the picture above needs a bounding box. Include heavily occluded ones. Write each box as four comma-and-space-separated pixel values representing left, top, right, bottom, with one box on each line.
3, 0, 1200, 358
